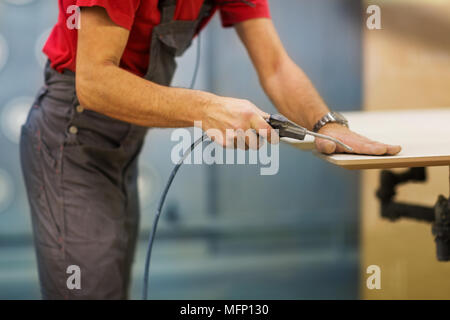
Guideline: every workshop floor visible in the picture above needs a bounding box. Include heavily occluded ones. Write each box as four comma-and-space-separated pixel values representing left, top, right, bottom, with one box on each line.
1, 238, 358, 300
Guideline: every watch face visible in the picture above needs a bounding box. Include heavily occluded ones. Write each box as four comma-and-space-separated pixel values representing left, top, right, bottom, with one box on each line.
331, 112, 348, 124
313, 112, 349, 132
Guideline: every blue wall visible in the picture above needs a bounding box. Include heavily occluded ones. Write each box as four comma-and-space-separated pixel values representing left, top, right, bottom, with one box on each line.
0, 0, 362, 299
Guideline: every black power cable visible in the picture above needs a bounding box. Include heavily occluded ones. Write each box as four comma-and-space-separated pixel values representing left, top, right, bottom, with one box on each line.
142, 0, 256, 300
189, 34, 202, 90
142, 35, 209, 300
142, 132, 209, 300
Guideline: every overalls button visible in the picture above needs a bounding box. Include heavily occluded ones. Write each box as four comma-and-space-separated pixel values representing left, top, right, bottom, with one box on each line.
76, 105, 84, 113
69, 126, 78, 135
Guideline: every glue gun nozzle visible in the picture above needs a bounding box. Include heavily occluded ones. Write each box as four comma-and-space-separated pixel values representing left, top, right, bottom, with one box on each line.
306, 130, 354, 153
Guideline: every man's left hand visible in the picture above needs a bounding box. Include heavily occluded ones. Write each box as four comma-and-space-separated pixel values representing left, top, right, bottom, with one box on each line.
314, 123, 402, 155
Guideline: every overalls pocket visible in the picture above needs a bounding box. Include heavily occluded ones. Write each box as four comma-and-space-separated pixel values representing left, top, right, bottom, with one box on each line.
67, 108, 132, 151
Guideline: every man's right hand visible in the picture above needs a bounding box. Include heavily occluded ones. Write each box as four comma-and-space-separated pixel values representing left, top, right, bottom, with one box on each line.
77, 6, 278, 150
200, 96, 278, 150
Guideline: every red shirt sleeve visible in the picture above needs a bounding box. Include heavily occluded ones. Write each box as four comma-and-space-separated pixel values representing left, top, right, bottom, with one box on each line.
76, 0, 141, 30
218, 0, 271, 27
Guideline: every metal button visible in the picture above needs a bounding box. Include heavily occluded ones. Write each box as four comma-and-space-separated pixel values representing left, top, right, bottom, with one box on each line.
69, 126, 78, 135
76, 105, 84, 113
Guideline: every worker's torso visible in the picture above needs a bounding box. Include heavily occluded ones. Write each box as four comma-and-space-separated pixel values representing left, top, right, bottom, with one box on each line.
44, 0, 269, 78
44, 0, 217, 77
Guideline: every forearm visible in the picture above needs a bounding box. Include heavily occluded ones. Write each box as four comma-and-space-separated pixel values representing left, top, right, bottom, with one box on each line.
76, 62, 214, 128
74, 6, 273, 150
235, 19, 329, 130
261, 57, 329, 131
236, 19, 401, 156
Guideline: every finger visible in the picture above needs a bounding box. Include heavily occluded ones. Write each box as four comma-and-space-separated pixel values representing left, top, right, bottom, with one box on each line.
237, 137, 249, 150
250, 115, 278, 144
386, 144, 402, 155
255, 109, 270, 120
235, 129, 249, 150
245, 129, 260, 150
206, 128, 225, 147
318, 125, 403, 156
360, 142, 388, 155
353, 134, 401, 155
315, 138, 336, 154
250, 114, 272, 141
259, 127, 280, 145
225, 129, 237, 149
338, 133, 386, 155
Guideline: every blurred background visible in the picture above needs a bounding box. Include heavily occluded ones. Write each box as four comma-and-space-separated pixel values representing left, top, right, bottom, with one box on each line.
0, 0, 448, 300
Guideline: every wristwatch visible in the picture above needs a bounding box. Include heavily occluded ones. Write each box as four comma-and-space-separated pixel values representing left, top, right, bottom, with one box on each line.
313, 111, 349, 133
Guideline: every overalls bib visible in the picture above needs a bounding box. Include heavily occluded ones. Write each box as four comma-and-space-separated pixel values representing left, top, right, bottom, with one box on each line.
20, 0, 214, 300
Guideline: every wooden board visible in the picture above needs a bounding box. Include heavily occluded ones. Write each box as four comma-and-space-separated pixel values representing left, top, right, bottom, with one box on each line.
285, 108, 450, 170
360, 0, 450, 300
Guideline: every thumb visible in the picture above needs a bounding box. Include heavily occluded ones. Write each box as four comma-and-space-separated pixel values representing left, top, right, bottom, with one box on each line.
315, 138, 336, 154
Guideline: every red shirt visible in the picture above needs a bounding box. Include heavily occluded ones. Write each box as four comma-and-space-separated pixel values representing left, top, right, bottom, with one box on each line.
44, 0, 271, 77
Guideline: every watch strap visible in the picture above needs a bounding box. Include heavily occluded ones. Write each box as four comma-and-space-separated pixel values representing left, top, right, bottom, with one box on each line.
313, 112, 348, 133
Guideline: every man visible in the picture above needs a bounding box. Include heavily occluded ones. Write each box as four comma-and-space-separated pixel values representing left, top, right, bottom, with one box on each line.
20, 0, 401, 300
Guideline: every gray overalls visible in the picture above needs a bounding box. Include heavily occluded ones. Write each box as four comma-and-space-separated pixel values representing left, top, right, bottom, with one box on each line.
20, 0, 214, 300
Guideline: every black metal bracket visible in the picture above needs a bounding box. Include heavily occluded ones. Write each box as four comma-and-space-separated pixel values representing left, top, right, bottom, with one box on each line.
376, 167, 450, 261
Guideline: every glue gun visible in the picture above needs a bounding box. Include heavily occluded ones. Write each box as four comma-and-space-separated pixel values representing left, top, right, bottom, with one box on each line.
266, 114, 354, 152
